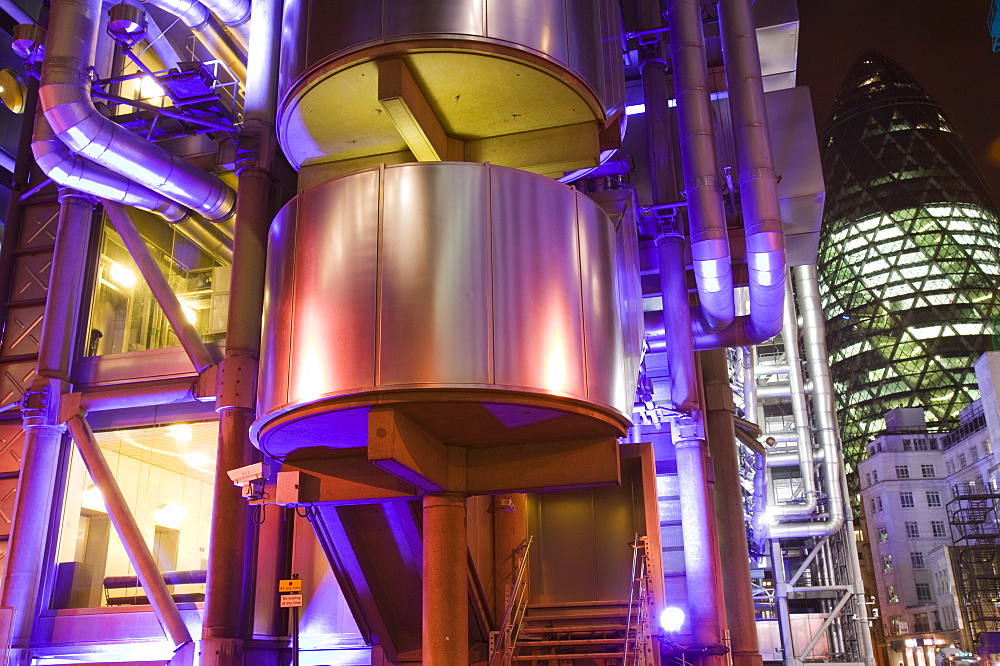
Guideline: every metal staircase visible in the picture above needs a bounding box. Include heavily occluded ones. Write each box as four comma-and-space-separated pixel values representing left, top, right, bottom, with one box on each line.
511, 601, 633, 664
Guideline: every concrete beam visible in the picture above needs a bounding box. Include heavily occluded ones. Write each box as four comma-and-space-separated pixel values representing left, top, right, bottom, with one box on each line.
284, 448, 421, 503
465, 437, 620, 493
464, 122, 600, 175
368, 407, 451, 493
378, 58, 458, 162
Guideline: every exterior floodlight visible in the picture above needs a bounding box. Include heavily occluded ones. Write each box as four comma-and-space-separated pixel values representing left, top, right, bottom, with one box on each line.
659, 606, 685, 633
0, 69, 26, 114
107, 3, 147, 45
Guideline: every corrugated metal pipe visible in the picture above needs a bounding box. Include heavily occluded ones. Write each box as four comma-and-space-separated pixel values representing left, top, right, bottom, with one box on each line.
665, 0, 735, 332
39, 0, 237, 223
32, 112, 188, 222
768, 266, 847, 539
143, 0, 247, 80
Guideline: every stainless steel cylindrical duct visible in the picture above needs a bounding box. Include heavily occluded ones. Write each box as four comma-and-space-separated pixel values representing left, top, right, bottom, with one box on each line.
252, 163, 641, 458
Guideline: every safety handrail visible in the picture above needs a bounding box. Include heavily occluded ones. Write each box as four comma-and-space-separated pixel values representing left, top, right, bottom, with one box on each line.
489, 536, 534, 666
624, 536, 655, 666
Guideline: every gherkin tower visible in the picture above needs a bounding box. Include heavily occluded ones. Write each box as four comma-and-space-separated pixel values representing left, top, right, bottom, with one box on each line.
818, 51, 1000, 480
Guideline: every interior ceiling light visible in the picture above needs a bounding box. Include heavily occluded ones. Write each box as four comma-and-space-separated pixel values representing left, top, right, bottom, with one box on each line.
0, 69, 26, 114
108, 261, 136, 288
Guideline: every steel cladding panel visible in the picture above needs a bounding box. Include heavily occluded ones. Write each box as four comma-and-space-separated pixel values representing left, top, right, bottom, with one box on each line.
379, 164, 492, 386
577, 196, 623, 411
565, 0, 603, 101
490, 168, 586, 398
258, 199, 298, 414
288, 170, 380, 404
486, 0, 570, 66
386, 0, 484, 38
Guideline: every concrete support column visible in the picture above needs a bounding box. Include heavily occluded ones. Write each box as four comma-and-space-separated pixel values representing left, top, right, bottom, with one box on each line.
673, 415, 725, 666
423, 492, 468, 666
1, 191, 93, 665
702, 348, 764, 666
492, 493, 528, 622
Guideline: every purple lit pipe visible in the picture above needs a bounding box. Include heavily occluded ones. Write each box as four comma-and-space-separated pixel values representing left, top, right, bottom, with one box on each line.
666, 0, 735, 333
39, 0, 236, 222
201, 0, 251, 49
144, 0, 248, 79
656, 232, 698, 411
32, 114, 189, 222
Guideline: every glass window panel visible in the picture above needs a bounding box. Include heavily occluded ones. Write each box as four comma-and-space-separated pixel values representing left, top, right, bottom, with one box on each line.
52, 421, 218, 609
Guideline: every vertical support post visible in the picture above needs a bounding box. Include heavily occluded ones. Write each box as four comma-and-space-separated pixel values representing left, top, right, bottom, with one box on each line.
423, 492, 469, 666
492, 493, 527, 622
702, 348, 764, 666
673, 414, 726, 666
770, 540, 797, 666
0, 191, 93, 666
201, 0, 282, 660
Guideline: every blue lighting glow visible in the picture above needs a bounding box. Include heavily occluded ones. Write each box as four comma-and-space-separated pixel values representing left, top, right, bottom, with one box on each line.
625, 91, 730, 116
659, 606, 686, 633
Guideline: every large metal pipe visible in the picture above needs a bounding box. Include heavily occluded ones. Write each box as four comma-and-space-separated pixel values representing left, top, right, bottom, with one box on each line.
0, 190, 93, 665
768, 276, 817, 517
665, 0, 735, 332
658, 231, 698, 411
143, 0, 247, 80
690, 0, 786, 349
33, 114, 189, 222
102, 201, 217, 372
769, 266, 846, 538
65, 413, 193, 647
39, 0, 236, 222
201, 0, 250, 50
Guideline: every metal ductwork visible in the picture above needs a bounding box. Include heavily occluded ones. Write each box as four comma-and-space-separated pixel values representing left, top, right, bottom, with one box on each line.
768, 265, 847, 539
40, 0, 237, 222
200, 0, 250, 49
660, 0, 786, 354
143, 0, 247, 80
32, 114, 189, 222
666, 0, 735, 333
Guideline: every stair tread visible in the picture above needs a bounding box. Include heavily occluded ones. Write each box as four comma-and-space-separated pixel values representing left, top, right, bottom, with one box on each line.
519, 624, 632, 634
525, 612, 629, 621
512, 652, 625, 661
518, 638, 630, 646
527, 600, 630, 609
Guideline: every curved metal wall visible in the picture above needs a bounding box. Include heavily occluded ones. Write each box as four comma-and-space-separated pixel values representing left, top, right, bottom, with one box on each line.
277, 0, 624, 120
255, 163, 639, 452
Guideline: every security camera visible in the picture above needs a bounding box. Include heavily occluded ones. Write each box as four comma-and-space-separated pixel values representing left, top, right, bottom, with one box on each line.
227, 462, 269, 501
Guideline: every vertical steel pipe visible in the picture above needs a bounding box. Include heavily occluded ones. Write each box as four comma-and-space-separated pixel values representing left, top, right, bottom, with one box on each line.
674, 415, 725, 665
658, 232, 698, 411
65, 414, 193, 647
665, 0, 735, 332
768, 276, 817, 517
102, 201, 216, 372
1, 190, 92, 664
423, 492, 469, 666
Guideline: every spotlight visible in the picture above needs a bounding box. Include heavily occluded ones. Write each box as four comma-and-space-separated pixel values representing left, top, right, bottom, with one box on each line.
0, 69, 26, 114
659, 606, 685, 633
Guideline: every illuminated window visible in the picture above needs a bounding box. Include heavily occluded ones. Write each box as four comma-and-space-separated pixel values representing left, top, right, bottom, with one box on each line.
878, 525, 889, 542
882, 555, 893, 573
87, 216, 230, 356
886, 585, 899, 603
52, 421, 218, 609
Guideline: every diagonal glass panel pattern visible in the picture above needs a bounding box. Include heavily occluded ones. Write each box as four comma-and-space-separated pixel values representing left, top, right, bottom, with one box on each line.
817, 52, 1000, 496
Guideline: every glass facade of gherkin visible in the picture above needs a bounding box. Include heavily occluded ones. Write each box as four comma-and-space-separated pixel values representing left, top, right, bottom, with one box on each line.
818, 52, 1000, 479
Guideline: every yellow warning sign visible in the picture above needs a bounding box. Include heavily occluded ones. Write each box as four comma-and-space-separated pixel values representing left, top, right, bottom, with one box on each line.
278, 579, 302, 593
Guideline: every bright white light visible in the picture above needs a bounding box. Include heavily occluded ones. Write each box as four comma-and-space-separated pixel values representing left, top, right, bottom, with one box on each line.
139, 75, 165, 100
660, 606, 685, 633
154, 502, 187, 529
81, 485, 106, 512
108, 261, 136, 288
180, 302, 198, 324
167, 423, 193, 444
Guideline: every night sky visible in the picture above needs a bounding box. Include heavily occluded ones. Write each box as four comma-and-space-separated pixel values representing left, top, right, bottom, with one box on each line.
797, 0, 1000, 203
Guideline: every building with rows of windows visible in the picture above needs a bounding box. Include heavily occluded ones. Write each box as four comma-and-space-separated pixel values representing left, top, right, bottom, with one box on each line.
859, 353, 1000, 666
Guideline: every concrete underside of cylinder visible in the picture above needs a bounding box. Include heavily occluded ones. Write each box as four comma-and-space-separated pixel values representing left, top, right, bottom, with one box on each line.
253, 162, 641, 487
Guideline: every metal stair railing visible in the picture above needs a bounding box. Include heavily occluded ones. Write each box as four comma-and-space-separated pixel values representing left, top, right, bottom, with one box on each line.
489, 536, 534, 666
625, 535, 655, 666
